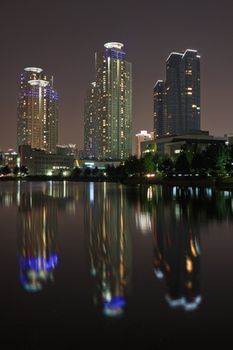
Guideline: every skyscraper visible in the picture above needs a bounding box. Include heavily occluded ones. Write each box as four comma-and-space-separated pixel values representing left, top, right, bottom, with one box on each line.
17, 67, 58, 153
154, 49, 200, 137
84, 82, 97, 158
179, 50, 201, 132
166, 52, 183, 135
84, 42, 132, 160
153, 80, 167, 138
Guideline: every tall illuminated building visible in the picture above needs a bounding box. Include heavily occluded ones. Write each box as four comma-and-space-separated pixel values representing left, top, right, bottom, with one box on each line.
84, 82, 97, 158
84, 42, 132, 160
17, 67, 58, 153
153, 81, 168, 138
154, 49, 200, 137
179, 49, 201, 132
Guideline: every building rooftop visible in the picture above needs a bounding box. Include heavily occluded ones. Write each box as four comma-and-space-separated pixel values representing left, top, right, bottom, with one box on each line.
24, 67, 43, 73
104, 42, 124, 50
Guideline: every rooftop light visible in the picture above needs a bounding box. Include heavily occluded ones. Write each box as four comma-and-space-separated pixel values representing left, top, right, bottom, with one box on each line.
24, 67, 43, 73
104, 42, 124, 50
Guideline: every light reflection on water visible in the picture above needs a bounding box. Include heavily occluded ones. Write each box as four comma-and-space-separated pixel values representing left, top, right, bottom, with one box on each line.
0, 181, 233, 346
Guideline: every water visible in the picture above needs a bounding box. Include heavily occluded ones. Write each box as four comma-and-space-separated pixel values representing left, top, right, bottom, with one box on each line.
0, 181, 233, 348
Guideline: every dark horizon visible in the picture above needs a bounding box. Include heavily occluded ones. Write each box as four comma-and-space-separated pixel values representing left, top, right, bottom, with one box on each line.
0, 0, 232, 151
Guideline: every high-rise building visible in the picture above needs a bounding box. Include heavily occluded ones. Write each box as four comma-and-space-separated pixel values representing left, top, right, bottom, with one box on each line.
154, 49, 200, 137
17, 67, 58, 153
84, 82, 97, 158
166, 52, 183, 135
153, 80, 168, 138
84, 42, 132, 160
179, 50, 201, 132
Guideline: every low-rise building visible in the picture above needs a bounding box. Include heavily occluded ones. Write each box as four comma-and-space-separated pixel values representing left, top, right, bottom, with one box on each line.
140, 140, 157, 157
227, 134, 233, 146
155, 131, 226, 158
19, 145, 74, 175
139, 130, 226, 159
2, 149, 19, 170
56, 144, 79, 157
78, 159, 122, 169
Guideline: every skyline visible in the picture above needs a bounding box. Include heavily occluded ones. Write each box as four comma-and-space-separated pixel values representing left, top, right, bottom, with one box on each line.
0, 0, 233, 151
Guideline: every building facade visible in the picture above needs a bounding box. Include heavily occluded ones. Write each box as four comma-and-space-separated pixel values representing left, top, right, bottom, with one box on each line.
2, 149, 19, 170
84, 42, 132, 160
17, 67, 58, 153
153, 81, 167, 138
19, 145, 74, 176
155, 131, 226, 158
84, 82, 97, 158
179, 50, 201, 133
135, 130, 154, 158
154, 50, 200, 137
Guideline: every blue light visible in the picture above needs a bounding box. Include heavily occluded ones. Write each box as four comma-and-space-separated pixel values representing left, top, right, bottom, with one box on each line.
105, 48, 126, 60
19, 254, 58, 272
103, 296, 126, 309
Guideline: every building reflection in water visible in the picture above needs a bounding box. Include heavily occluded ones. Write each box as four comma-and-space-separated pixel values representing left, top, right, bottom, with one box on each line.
17, 182, 61, 292
16, 181, 82, 292
151, 186, 233, 311
152, 187, 202, 311
85, 182, 132, 318
153, 205, 201, 312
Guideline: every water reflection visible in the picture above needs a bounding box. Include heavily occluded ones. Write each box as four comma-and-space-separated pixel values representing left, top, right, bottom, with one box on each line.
137, 186, 233, 311
85, 183, 132, 318
17, 185, 59, 292
153, 204, 201, 311
0, 181, 233, 313
15, 181, 81, 292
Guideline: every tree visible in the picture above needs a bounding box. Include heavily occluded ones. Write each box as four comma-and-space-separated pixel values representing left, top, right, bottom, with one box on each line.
84, 167, 92, 176
182, 143, 199, 165
71, 167, 82, 178
175, 153, 190, 174
203, 144, 229, 176
191, 152, 206, 174
124, 156, 143, 176
13, 166, 20, 176
20, 165, 28, 176
115, 164, 127, 178
143, 153, 156, 173
106, 165, 116, 177
158, 156, 174, 175
1, 165, 11, 175
92, 166, 99, 176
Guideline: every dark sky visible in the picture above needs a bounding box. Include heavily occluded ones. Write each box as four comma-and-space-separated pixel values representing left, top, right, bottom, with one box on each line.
0, 0, 232, 151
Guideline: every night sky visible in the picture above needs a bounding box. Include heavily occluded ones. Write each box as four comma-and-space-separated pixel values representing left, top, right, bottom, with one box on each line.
0, 0, 232, 151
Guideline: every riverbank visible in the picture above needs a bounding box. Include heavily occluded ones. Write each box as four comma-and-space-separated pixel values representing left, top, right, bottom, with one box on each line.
1, 174, 233, 190
122, 175, 233, 190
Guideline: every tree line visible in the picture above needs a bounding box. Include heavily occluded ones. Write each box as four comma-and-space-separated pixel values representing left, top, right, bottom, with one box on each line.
1, 143, 232, 179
